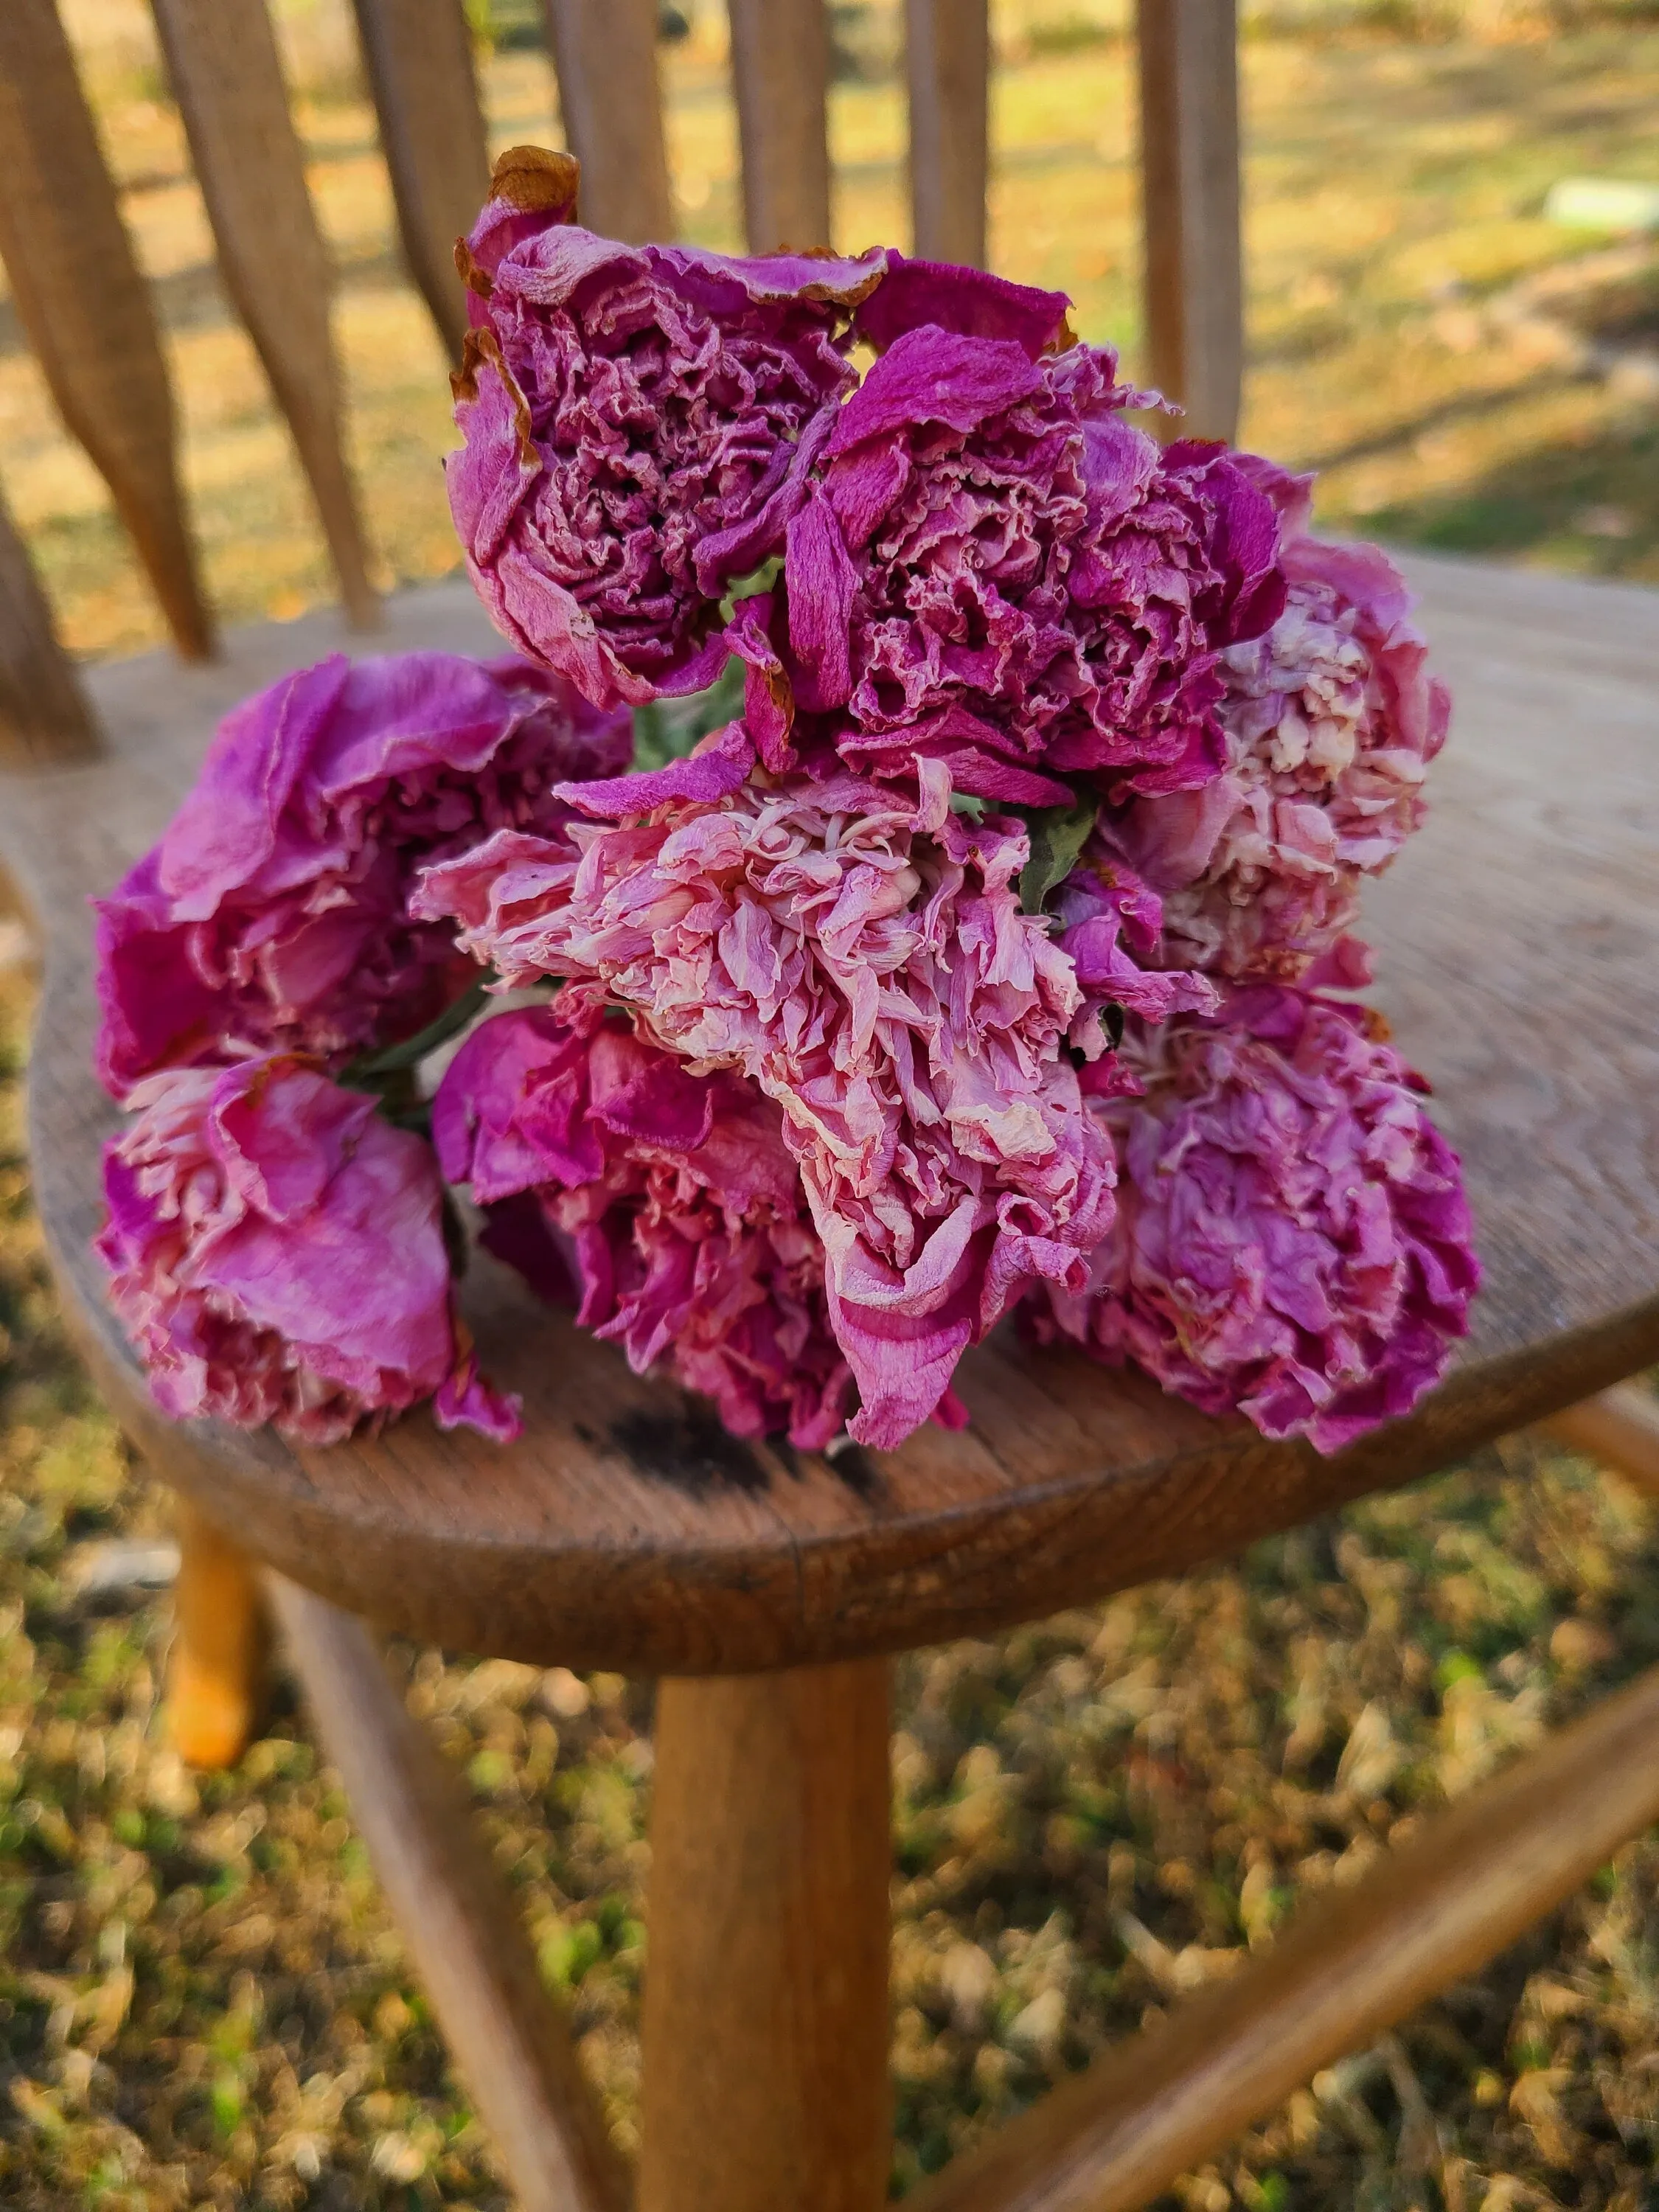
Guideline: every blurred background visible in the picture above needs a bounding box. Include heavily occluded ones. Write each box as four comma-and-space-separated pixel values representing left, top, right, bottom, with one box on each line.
0, 4, 1658, 2207
5, 0, 1657, 663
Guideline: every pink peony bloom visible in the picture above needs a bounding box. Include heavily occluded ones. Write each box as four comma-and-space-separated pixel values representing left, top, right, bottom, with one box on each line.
769, 326, 1284, 804
450, 154, 886, 709
94, 651, 630, 1099
1105, 536, 1451, 978
1026, 989, 1479, 1453
1051, 848, 1220, 1040
433, 1003, 853, 1448
415, 760, 1118, 1447
97, 1056, 520, 1446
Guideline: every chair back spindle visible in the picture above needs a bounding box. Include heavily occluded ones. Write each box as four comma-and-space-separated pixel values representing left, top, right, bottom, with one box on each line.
0, 0, 1248, 734
543, 0, 675, 245
0, 0, 213, 682
349, 0, 492, 363
1138, 0, 1243, 442
149, 0, 380, 630
727, 0, 834, 253
906, 0, 990, 269
0, 484, 96, 768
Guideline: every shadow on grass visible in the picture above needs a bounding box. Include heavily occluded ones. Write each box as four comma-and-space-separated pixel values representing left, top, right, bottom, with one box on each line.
1335, 412, 1659, 580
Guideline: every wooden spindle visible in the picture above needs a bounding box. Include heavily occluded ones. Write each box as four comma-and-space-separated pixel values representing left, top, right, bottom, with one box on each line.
909, 1654, 1659, 2212
270, 1576, 631, 2212
150, 0, 380, 627
1137, 0, 1242, 441
168, 1498, 269, 1770
543, 0, 674, 243
726, 0, 833, 253
0, 0, 212, 661
1543, 1382, 1659, 1496
639, 1660, 893, 2212
350, 0, 491, 361
906, 0, 990, 268
0, 481, 97, 766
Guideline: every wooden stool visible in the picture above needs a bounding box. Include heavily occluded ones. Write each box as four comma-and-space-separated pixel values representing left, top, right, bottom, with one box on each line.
2, 0, 1658, 2197
2, 554, 1656, 2209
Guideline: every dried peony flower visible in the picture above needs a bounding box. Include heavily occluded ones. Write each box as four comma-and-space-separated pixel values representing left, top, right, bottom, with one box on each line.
1105, 536, 1450, 978
94, 650, 630, 1099
414, 759, 1118, 1447
449, 146, 886, 708
97, 1056, 519, 1446
1025, 988, 1479, 1453
433, 1003, 853, 1448
770, 323, 1284, 804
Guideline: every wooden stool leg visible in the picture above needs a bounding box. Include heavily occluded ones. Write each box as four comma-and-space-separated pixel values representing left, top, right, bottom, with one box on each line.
167, 1497, 269, 1769
639, 1658, 893, 2212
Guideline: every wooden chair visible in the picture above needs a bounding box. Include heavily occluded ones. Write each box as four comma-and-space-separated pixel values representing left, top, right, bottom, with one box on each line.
1, 3, 1657, 2205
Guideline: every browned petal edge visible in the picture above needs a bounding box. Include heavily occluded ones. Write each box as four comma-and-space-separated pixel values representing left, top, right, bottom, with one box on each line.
453, 237, 494, 300
489, 144, 582, 220
772, 243, 889, 310
449, 330, 539, 473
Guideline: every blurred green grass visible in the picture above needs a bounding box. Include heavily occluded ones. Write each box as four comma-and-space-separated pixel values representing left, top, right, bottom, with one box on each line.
3, 4, 1659, 2206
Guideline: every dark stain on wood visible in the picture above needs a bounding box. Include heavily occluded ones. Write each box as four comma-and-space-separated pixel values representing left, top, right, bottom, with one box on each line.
608, 1408, 771, 1495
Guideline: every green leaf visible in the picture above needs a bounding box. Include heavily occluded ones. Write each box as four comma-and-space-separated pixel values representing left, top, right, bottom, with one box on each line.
630, 655, 747, 772
719, 554, 782, 620
339, 976, 492, 1088
1014, 800, 1096, 915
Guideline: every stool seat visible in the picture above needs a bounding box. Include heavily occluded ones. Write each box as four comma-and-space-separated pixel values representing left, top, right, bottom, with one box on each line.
7, 555, 1658, 1676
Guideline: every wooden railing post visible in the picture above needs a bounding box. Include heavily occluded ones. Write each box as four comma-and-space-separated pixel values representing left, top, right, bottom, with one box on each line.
1137, 0, 1243, 441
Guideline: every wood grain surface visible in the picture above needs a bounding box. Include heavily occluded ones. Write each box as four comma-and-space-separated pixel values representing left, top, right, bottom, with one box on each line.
639, 1661, 892, 2212
150, 0, 379, 628
906, 0, 990, 268
0, 480, 97, 766
349, 0, 490, 361
908, 1652, 1659, 2212
727, 0, 833, 251
2, 558, 1656, 1677
542, 0, 675, 243
268, 1576, 630, 2212
1137, 0, 1243, 440
0, 0, 212, 661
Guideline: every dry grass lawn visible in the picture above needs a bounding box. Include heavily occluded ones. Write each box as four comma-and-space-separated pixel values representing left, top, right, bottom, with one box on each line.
1, 7, 1658, 2207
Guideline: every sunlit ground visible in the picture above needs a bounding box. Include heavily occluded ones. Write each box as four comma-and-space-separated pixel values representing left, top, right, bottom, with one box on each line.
1, 10, 1658, 2210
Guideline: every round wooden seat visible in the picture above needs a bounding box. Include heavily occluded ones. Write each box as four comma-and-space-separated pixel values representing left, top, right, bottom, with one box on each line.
10, 557, 1659, 1677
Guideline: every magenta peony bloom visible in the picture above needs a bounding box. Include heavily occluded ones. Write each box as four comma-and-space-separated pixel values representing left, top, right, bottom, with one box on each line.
434, 1002, 853, 1448
94, 651, 630, 1099
1105, 536, 1450, 978
449, 152, 886, 709
97, 1055, 520, 1446
1026, 989, 1479, 1453
415, 761, 1118, 1447
768, 321, 1284, 804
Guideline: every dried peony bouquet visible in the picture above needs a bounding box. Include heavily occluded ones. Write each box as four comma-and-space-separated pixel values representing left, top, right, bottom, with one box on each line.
92, 147, 1479, 1458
